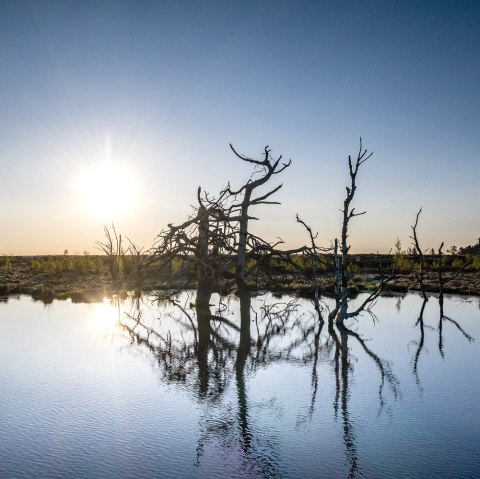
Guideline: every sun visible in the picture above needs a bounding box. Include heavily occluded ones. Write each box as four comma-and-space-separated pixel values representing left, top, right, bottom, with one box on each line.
76, 161, 136, 219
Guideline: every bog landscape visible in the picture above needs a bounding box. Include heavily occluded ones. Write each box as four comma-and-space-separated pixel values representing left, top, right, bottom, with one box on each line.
1, 2, 479, 479
1, 140, 480, 304
2, 141, 480, 479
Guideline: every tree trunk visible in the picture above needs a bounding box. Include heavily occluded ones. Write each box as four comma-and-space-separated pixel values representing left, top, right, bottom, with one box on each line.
196, 206, 212, 306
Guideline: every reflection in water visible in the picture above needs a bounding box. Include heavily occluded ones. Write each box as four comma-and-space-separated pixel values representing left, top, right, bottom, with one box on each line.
412, 295, 474, 390
327, 318, 400, 479
1, 291, 479, 478
31, 289, 475, 478
92, 297, 121, 332
438, 295, 474, 359
394, 293, 408, 313
0, 292, 480, 479
112, 291, 412, 478
412, 297, 428, 388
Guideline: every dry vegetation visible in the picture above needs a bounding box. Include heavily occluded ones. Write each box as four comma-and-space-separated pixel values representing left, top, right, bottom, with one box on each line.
1, 141, 478, 305
0, 252, 478, 305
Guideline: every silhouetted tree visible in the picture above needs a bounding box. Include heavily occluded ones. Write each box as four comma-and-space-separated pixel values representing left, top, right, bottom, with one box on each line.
153, 144, 304, 306
328, 140, 394, 324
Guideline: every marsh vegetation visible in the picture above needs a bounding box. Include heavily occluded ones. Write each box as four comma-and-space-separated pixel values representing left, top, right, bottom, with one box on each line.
1, 141, 479, 305
1, 142, 479, 478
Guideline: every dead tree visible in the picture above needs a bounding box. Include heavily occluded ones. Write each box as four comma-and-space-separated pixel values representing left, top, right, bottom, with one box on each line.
153, 144, 302, 306
296, 214, 331, 318
437, 242, 472, 305
411, 210, 472, 305
328, 140, 394, 324
153, 186, 238, 305
436, 242, 474, 357
227, 144, 292, 294
410, 208, 428, 301
438, 241, 445, 308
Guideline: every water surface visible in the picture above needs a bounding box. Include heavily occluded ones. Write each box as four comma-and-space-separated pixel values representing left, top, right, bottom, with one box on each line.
1, 292, 479, 478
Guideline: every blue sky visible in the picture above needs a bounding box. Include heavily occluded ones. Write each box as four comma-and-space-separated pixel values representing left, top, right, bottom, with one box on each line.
0, 0, 479, 254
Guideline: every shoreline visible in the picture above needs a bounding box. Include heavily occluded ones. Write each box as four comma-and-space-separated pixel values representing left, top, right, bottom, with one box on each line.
1, 255, 479, 304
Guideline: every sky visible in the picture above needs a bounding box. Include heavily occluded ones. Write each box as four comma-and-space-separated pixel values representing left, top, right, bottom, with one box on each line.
0, 0, 479, 254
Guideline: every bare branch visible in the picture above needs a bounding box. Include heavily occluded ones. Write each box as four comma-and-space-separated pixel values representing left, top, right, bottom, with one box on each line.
410, 208, 428, 301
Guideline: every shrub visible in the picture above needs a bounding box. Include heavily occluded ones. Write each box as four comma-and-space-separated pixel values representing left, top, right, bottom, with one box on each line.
1, 256, 13, 271
392, 253, 416, 272
466, 255, 480, 271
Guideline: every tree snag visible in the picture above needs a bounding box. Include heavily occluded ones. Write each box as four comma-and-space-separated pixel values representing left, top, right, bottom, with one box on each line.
328, 139, 394, 324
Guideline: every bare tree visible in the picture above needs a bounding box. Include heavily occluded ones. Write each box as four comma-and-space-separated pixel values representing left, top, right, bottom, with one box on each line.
296, 214, 330, 318
152, 186, 238, 304
328, 140, 394, 324
153, 144, 304, 305
410, 208, 428, 301
155, 140, 396, 325
437, 242, 472, 305
226, 144, 292, 294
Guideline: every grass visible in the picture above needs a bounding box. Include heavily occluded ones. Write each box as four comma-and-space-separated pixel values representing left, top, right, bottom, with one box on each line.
1, 256, 13, 271
0, 253, 479, 303
31, 254, 108, 274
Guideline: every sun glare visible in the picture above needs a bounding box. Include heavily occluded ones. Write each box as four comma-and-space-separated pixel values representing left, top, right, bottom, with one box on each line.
76, 162, 136, 219
91, 297, 119, 332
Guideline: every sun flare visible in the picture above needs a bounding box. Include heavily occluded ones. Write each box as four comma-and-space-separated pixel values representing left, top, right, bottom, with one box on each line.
76, 162, 136, 219
91, 297, 120, 332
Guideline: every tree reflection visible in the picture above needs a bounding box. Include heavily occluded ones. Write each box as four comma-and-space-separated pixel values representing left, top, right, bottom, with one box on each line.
114, 291, 403, 478
412, 294, 474, 389
438, 294, 474, 359
412, 297, 428, 387
326, 313, 400, 478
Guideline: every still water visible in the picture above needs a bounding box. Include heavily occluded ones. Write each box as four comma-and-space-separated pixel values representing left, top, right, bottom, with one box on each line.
1, 292, 479, 478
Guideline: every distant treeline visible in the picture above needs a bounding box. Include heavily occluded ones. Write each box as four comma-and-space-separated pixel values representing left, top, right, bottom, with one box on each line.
460, 241, 480, 255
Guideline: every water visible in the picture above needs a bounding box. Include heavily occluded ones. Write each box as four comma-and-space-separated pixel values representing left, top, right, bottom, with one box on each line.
1, 292, 479, 478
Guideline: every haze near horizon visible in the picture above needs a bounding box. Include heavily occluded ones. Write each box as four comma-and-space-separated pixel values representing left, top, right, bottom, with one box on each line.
1, 1, 479, 255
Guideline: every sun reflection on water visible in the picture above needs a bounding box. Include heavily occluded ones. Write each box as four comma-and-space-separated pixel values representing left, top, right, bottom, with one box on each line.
91, 297, 120, 333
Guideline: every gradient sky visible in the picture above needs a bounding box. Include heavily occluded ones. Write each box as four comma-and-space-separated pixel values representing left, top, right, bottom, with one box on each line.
1, 0, 479, 254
